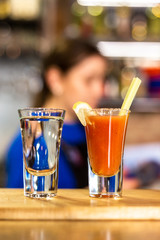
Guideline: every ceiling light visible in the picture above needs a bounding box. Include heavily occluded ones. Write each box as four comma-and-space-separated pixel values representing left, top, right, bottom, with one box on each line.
97, 41, 160, 59
77, 0, 159, 8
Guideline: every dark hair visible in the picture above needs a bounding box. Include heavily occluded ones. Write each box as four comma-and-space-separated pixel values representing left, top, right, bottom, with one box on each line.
35, 38, 104, 107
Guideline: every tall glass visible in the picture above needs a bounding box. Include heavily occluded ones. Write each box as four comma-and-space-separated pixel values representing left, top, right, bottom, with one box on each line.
85, 108, 130, 198
18, 108, 65, 198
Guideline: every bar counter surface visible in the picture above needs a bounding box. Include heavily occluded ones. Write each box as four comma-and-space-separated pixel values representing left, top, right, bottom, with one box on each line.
0, 189, 160, 240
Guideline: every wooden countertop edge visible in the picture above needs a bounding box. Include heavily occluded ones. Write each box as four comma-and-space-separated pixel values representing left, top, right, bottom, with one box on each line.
0, 206, 160, 220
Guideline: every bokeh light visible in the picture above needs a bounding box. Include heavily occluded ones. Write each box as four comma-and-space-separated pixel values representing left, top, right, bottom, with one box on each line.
87, 6, 103, 17
0, 0, 11, 19
152, 4, 160, 18
116, 7, 130, 18
121, 67, 136, 98
10, 0, 40, 20
145, 8, 157, 20
121, 67, 136, 82
132, 21, 147, 41
71, 2, 86, 17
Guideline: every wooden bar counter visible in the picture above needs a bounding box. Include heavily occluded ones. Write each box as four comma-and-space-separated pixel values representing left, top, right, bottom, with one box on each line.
0, 189, 160, 240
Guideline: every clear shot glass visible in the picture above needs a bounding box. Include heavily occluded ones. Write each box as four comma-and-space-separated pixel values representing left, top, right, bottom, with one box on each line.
18, 108, 65, 199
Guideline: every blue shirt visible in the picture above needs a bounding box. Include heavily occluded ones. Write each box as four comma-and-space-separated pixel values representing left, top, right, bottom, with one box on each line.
6, 122, 88, 188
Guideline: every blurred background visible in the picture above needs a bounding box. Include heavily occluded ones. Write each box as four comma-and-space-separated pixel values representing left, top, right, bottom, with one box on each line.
1, 0, 160, 187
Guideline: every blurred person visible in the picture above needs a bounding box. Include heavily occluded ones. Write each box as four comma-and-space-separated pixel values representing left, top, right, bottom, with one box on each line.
5, 38, 107, 188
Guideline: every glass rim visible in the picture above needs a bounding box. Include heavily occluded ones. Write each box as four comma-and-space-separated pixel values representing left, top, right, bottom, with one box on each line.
85, 108, 131, 114
18, 107, 66, 112
18, 107, 66, 119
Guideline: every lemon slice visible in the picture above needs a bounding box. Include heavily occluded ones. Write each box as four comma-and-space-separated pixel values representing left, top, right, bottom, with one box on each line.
73, 101, 92, 126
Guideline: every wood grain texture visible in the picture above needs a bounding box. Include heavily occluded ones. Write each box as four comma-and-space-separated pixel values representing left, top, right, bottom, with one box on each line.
0, 189, 160, 220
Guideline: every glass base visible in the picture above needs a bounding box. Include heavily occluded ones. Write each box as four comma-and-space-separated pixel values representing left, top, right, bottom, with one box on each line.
24, 192, 56, 199
89, 192, 121, 198
88, 162, 123, 198
24, 166, 58, 199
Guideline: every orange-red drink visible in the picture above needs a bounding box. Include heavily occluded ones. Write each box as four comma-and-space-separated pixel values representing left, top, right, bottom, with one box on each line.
85, 111, 129, 177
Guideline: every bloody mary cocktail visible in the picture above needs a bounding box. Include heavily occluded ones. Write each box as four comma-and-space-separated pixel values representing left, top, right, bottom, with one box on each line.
85, 111, 129, 177
85, 108, 129, 198
73, 77, 141, 198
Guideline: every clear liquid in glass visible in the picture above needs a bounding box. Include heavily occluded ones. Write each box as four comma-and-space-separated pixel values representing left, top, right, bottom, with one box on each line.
20, 116, 63, 198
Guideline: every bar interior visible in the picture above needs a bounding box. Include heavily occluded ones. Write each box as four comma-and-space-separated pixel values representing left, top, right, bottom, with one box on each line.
0, 0, 160, 239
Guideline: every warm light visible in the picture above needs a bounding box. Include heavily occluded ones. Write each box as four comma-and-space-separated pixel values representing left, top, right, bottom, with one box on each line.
121, 67, 136, 82
116, 7, 130, 18
0, 0, 11, 19
152, 4, 160, 18
132, 21, 147, 41
10, 0, 40, 20
97, 41, 160, 59
146, 8, 157, 20
88, 6, 103, 16
77, 0, 159, 7
72, 2, 86, 17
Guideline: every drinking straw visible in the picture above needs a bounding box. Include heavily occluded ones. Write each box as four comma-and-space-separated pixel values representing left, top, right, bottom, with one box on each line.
120, 77, 141, 115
